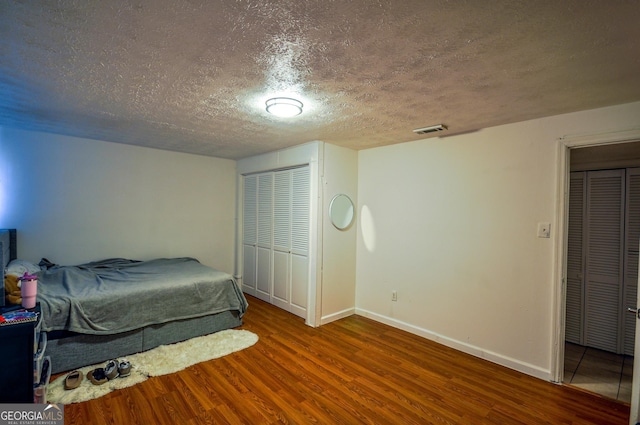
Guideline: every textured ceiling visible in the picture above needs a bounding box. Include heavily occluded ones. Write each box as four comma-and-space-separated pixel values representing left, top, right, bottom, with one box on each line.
1, 1, 640, 160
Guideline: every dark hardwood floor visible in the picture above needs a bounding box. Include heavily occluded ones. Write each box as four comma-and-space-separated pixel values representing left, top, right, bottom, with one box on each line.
61, 295, 629, 424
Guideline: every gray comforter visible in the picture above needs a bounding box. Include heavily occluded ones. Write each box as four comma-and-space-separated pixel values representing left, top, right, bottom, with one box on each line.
37, 257, 248, 335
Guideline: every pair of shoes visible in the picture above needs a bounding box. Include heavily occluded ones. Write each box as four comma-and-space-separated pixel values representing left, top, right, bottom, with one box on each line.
105, 358, 132, 379
63, 370, 83, 390
87, 368, 107, 385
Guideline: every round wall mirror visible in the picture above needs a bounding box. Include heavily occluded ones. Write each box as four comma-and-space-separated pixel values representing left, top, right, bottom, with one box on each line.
329, 194, 355, 230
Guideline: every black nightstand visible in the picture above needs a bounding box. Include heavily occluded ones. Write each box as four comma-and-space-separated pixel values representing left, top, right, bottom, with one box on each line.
0, 304, 47, 403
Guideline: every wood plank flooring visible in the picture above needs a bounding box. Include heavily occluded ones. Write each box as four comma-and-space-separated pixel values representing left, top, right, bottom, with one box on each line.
60, 295, 629, 424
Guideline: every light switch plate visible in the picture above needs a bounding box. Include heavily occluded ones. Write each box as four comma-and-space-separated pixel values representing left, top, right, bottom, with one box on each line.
537, 222, 551, 238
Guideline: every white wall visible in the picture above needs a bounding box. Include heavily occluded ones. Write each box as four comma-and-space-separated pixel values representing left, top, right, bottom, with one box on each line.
0, 127, 236, 272
355, 101, 640, 380
321, 143, 357, 323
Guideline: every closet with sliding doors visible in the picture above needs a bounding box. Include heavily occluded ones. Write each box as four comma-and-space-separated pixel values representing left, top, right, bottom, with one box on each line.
566, 164, 640, 355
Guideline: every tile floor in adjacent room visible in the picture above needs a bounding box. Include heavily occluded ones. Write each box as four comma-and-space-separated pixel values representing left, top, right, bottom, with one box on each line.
564, 342, 632, 403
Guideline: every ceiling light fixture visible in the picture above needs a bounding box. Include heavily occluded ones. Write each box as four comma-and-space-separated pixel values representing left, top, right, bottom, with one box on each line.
265, 97, 303, 118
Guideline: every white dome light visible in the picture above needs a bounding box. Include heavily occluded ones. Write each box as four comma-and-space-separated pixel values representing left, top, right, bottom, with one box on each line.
265, 97, 303, 117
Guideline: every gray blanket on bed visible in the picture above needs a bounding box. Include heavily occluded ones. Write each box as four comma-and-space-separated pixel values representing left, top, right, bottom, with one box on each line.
37, 257, 248, 335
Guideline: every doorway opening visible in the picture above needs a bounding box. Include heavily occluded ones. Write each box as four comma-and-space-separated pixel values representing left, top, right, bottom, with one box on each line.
562, 141, 640, 402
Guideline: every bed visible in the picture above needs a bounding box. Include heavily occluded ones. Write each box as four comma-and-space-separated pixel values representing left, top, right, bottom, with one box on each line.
1, 229, 248, 374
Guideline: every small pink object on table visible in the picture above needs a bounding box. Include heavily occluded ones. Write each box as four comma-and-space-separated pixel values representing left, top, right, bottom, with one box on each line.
19, 272, 38, 309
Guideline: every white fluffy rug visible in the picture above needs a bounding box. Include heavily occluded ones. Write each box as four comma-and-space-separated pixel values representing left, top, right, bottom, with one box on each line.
47, 329, 258, 404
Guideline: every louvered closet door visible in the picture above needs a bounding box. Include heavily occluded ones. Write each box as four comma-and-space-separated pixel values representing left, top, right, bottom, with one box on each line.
271, 166, 309, 318
290, 166, 310, 317
566, 172, 586, 345
242, 166, 310, 318
256, 173, 273, 302
624, 168, 640, 355
584, 169, 625, 353
272, 170, 292, 311
242, 175, 257, 294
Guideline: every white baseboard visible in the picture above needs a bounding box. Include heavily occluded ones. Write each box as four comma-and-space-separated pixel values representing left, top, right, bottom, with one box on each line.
321, 307, 356, 325
242, 286, 256, 297
355, 308, 552, 382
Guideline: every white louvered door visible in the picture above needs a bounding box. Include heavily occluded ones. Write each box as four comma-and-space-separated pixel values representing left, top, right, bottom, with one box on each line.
256, 173, 274, 302
290, 166, 310, 317
567, 167, 640, 355
242, 166, 309, 318
624, 168, 640, 355
242, 175, 258, 294
272, 170, 292, 311
584, 169, 625, 353
566, 172, 586, 345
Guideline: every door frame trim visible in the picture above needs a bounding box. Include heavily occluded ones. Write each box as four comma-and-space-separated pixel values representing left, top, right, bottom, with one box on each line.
552, 128, 640, 383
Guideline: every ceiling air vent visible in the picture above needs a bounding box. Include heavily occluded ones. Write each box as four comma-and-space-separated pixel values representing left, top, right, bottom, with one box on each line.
412, 124, 447, 135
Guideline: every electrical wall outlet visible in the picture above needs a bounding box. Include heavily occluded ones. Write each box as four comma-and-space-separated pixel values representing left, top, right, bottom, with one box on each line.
392, 290, 398, 301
